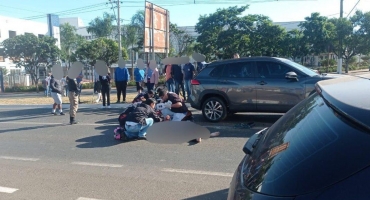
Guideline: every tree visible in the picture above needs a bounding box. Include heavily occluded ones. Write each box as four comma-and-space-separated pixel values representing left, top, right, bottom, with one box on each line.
170, 23, 195, 56
1, 34, 60, 91
328, 11, 370, 73
75, 38, 128, 68
282, 29, 310, 63
87, 12, 115, 38
299, 13, 336, 56
122, 24, 141, 78
195, 6, 250, 60
130, 10, 145, 50
60, 23, 85, 69
244, 15, 287, 57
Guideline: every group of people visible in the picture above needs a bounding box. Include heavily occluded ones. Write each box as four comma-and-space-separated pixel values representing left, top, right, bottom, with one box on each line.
117, 88, 197, 141
163, 62, 196, 101
118, 87, 221, 143
47, 73, 80, 125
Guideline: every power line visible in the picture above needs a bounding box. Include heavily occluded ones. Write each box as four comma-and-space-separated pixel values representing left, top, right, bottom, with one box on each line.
347, 0, 360, 18
0, 4, 46, 14
22, 3, 107, 20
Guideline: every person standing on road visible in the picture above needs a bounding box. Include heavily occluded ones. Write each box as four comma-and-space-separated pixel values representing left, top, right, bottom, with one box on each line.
145, 64, 154, 91
182, 62, 195, 101
164, 64, 175, 93
99, 72, 111, 108
45, 73, 51, 97
49, 75, 65, 116
172, 64, 186, 100
134, 65, 145, 94
66, 75, 79, 125
114, 65, 130, 103
61, 75, 68, 97
94, 71, 102, 103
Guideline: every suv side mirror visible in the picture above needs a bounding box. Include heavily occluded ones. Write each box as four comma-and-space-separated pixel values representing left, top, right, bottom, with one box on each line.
285, 72, 298, 81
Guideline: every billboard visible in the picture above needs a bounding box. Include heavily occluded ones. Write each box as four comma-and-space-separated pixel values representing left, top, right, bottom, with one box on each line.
144, 1, 170, 54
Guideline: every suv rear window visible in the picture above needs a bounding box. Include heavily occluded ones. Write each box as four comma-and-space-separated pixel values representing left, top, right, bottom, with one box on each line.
243, 93, 370, 196
209, 65, 224, 77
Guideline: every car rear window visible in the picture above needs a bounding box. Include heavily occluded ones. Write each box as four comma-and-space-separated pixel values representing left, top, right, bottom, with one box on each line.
242, 93, 370, 196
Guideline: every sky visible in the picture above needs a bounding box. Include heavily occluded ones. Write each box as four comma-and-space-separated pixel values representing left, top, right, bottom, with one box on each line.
0, 0, 369, 27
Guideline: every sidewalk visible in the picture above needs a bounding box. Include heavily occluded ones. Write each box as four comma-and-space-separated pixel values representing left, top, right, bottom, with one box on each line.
0, 86, 138, 98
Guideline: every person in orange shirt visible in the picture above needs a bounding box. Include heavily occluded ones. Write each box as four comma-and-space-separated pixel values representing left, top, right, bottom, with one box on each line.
164, 64, 175, 92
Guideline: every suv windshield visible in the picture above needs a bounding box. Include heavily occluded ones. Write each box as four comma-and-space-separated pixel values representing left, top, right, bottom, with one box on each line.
277, 58, 319, 77
242, 93, 370, 196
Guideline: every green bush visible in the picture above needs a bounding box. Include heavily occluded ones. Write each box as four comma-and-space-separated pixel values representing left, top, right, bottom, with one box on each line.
4, 84, 43, 92
320, 59, 336, 67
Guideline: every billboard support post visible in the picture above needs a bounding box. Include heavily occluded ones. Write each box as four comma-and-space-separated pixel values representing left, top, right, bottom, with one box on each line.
144, 1, 170, 60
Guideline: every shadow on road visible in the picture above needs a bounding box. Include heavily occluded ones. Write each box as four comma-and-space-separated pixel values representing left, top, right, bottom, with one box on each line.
184, 188, 229, 200
0, 124, 65, 134
75, 125, 124, 148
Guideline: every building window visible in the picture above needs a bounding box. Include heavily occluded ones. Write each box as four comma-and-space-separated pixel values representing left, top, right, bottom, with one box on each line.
9, 30, 16, 38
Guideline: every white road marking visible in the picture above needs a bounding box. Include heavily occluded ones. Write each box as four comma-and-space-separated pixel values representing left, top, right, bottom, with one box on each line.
0, 156, 39, 161
0, 186, 18, 194
71, 162, 123, 168
162, 168, 233, 177
76, 197, 104, 200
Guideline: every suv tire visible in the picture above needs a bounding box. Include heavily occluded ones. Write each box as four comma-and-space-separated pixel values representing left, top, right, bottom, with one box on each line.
202, 97, 227, 122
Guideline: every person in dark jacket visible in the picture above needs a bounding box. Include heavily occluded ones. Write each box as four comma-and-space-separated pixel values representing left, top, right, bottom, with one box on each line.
124, 98, 170, 140
132, 90, 155, 103
171, 64, 186, 100
66, 76, 79, 124
114, 66, 130, 103
49, 75, 65, 115
99, 73, 111, 108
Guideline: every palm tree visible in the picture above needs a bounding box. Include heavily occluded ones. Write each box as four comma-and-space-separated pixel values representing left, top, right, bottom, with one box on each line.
122, 24, 140, 78
87, 12, 115, 38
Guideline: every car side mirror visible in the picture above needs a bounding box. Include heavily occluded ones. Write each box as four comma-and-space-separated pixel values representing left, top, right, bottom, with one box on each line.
285, 72, 298, 81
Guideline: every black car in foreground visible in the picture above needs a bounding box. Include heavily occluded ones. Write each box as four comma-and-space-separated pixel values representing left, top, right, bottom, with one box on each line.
228, 73, 370, 200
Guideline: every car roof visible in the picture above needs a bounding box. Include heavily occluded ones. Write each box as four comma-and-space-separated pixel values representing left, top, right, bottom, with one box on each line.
316, 73, 370, 129
208, 57, 287, 65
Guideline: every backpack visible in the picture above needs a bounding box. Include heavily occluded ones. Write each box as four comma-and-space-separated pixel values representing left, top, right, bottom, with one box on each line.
118, 103, 139, 127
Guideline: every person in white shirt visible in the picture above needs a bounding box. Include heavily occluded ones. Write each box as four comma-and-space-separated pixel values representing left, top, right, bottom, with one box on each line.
94, 71, 102, 103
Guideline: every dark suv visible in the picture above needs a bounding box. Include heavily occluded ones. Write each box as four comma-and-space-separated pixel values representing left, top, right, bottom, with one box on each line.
189, 57, 343, 122
228, 73, 370, 200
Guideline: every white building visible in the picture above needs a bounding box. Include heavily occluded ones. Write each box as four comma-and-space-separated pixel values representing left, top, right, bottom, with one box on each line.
0, 15, 61, 76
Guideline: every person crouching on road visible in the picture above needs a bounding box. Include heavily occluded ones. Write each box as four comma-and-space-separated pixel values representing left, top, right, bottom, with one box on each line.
158, 89, 192, 121
132, 90, 155, 103
49, 75, 65, 116
123, 98, 170, 141
66, 76, 79, 125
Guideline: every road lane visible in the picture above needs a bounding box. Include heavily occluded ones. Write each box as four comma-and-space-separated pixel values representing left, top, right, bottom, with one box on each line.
0, 105, 279, 200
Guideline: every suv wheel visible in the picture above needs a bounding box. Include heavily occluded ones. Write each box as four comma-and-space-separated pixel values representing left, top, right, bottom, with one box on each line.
202, 97, 227, 122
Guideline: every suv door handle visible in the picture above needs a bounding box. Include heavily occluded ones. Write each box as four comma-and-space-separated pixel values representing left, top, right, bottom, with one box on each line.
257, 81, 267, 85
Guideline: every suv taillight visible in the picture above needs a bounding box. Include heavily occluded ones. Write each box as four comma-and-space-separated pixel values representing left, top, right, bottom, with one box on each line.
191, 79, 200, 85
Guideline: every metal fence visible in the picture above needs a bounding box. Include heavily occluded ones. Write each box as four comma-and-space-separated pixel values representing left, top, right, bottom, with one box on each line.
3, 74, 31, 88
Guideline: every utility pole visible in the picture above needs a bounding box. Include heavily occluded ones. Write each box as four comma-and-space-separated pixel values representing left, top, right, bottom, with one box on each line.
117, 0, 122, 59
338, 0, 344, 74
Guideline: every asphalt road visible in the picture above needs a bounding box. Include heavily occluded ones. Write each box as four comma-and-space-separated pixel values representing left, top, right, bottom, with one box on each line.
0, 104, 281, 200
